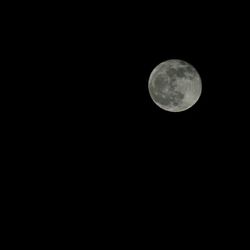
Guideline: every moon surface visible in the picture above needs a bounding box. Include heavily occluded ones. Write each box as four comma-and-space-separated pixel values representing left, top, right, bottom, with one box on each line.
148, 59, 202, 112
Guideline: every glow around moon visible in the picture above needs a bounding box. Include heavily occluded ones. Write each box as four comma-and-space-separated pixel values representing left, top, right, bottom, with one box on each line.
148, 59, 202, 112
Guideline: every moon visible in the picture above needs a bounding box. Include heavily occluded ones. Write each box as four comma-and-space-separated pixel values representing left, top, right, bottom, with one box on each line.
148, 59, 202, 112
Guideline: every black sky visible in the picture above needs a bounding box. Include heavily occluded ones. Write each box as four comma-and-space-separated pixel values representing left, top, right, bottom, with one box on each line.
43, 2, 248, 165
14, 1, 248, 188
5, 2, 248, 239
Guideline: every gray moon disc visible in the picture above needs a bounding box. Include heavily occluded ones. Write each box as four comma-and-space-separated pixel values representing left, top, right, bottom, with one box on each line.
148, 59, 202, 112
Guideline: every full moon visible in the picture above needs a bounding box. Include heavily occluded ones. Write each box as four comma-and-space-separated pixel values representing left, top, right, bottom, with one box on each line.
148, 59, 202, 112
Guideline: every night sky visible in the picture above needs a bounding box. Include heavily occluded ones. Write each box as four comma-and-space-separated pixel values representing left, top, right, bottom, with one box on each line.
7, 1, 248, 243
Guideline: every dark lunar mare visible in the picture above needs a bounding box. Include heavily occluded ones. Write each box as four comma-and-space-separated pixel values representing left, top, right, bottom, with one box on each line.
166, 66, 189, 78
179, 61, 188, 66
185, 66, 195, 74
166, 68, 177, 77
